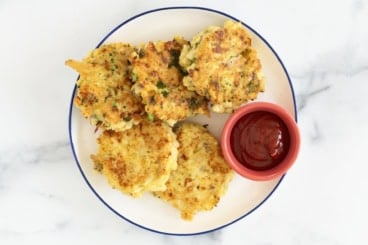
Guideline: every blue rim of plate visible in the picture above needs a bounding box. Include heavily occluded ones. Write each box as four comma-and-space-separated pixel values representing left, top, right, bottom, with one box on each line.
68, 6, 297, 236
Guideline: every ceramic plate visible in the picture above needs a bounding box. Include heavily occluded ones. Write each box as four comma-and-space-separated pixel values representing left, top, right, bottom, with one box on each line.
68, 7, 297, 235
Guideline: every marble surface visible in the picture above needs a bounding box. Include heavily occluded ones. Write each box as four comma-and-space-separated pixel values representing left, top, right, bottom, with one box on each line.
0, 0, 367, 244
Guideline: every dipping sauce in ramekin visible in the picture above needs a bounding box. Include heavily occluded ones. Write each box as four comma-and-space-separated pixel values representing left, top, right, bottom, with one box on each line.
221, 102, 300, 181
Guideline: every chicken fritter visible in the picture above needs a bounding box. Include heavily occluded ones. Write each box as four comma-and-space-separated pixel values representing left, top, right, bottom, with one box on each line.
66, 43, 144, 131
179, 20, 265, 113
91, 120, 178, 197
129, 37, 209, 126
153, 122, 233, 220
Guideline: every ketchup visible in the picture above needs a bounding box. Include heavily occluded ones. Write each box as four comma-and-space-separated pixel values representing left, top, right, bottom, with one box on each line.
230, 111, 290, 171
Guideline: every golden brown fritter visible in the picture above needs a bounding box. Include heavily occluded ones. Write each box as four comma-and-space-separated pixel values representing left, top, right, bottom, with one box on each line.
180, 20, 265, 113
129, 37, 209, 126
91, 120, 178, 197
153, 122, 233, 220
66, 43, 144, 131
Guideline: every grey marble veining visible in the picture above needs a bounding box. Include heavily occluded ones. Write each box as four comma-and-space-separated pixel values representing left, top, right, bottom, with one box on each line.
0, 0, 367, 244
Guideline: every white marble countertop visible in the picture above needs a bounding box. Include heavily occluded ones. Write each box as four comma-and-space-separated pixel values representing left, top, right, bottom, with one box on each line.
1, 0, 367, 244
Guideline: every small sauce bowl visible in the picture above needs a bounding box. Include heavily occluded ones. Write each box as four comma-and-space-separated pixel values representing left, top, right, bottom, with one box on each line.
221, 102, 300, 181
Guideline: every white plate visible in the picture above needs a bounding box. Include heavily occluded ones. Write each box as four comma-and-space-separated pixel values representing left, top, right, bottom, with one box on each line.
68, 7, 297, 235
